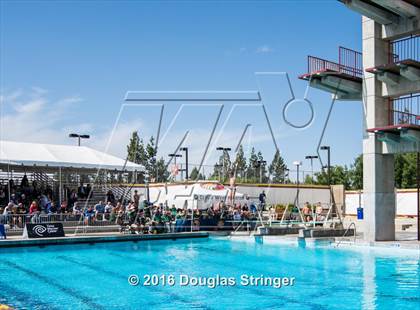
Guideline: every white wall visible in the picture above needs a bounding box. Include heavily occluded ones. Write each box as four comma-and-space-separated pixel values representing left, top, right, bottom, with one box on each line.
345, 190, 418, 217
122, 184, 331, 207
235, 185, 331, 206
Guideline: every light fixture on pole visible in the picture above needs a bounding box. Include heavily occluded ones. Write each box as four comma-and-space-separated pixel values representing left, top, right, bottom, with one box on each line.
256, 160, 267, 183
168, 153, 182, 180
305, 155, 318, 184
69, 133, 90, 146
320, 146, 331, 187
293, 161, 302, 210
180, 147, 189, 180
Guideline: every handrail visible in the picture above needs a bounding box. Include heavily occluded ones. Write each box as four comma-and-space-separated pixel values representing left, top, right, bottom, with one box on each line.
335, 222, 356, 248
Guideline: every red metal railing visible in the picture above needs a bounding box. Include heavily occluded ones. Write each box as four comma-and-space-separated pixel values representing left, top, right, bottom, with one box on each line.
306, 47, 363, 79
389, 94, 420, 126
389, 35, 419, 64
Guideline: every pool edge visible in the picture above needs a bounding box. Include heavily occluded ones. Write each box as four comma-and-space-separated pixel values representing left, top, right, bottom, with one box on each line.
0, 232, 209, 248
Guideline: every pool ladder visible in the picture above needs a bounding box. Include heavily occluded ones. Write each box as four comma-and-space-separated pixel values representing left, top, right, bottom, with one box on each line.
334, 222, 356, 248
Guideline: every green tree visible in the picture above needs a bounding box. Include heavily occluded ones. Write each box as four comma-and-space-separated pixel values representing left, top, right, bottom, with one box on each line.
256, 151, 268, 183
304, 174, 315, 184
349, 155, 363, 190
190, 167, 199, 180
246, 147, 259, 182
268, 150, 288, 183
211, 161, 222, 181
190, 167, 206, 181
401, 153, 417, 188
394, 154, 405, 188
212, 150, 231, 182
314, 165, 350, 189
126, 132, 148, 182
127, 132, 140, 164
233, 145, 247, 181
155, 157, 170, 182
145, 136, 157, 180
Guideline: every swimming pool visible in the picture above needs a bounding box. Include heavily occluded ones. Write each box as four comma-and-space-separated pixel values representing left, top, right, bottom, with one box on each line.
0, 237, 419, 309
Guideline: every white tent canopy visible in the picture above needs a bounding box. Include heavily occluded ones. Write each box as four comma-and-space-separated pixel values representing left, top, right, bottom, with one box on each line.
0, 140, 144, 172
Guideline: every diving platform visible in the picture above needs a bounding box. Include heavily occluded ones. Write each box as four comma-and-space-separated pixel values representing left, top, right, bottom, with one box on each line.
299, 47, 363, 100
366, 35, 420, 96
367, 94, 420, 151
366, 59, 420, 83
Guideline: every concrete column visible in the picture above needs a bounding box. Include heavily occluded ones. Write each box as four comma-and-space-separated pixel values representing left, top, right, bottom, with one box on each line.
362, 17, 395, 241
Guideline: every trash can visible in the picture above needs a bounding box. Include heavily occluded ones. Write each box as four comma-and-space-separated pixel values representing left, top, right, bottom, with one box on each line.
357, 207, 364, 220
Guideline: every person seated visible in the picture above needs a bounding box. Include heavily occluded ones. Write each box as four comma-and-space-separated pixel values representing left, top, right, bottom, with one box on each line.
249, 202, 257, 214
39, 194, 50, 214
29, 201, 38, 215
17, 203, 26, 215
3, 202, 13, 216
233, 210, 242, 222
103, 201, 112, 220
72, 202, 83, 216
94, 201, 106, 220
60, 201, 68, 214
48, 202, 58, 214
192, 219, 200, 231
170, 205, 177, 217
315, 202, 325, 223
269, 206, 277, 221
84, 206, 96, 225
302, 202, 312, 222
116, 210, 125, 230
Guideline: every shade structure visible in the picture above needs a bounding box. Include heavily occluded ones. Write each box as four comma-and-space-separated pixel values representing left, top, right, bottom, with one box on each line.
0, 140, 144, 172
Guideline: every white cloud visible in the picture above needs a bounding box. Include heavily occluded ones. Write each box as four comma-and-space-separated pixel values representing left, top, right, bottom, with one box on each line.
0, 89, 85, 145
0, 89, 287, 174
256, 45, 274, 53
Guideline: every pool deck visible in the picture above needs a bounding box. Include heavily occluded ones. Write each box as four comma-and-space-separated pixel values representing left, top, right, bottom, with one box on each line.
229, 232, 420, 254
0, 232, 209, 248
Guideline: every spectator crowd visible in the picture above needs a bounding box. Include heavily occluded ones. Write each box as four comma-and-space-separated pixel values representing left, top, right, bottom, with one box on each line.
1, 176, 263, 234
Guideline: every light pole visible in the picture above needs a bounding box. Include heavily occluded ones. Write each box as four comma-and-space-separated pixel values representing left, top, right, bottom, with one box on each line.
180, 147, 189, 180
216, 147, 231, 182
293, 161, 302, 209
214, 163, 222, 182
321, 145, 334, 214
168, 153, 182, 181
320, 146, 331, 186
284, 168, 290, 184
69, 133, 90, 146
305, 155, 318, 184
145, 174, 150, 205
256, 160, 267, 183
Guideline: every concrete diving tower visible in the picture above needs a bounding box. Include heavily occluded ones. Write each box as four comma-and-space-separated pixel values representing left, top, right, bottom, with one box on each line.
339, 0, 420, 39
365, 35, 420, 97
367, 94, 420, 154
298, 46, 363, 100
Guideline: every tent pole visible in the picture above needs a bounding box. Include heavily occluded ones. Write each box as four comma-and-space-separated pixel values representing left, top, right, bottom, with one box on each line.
7, 161, 11, 203
59, 166, 62, 206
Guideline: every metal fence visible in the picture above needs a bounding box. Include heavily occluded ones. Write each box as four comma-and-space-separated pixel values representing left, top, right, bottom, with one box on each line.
0, 213, 121, 232
389, 94, 420, 126
306, 46, 363, 79
389, 35, 420, 63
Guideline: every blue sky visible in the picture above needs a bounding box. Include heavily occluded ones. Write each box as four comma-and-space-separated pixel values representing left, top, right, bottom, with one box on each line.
0, 0, 363, 176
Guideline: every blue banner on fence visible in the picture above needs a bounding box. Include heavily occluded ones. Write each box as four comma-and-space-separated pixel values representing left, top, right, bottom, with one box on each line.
0, 224, 6, 239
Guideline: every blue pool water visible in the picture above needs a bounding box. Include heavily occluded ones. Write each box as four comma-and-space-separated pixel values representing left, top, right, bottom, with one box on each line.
0, 237, 419, 309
